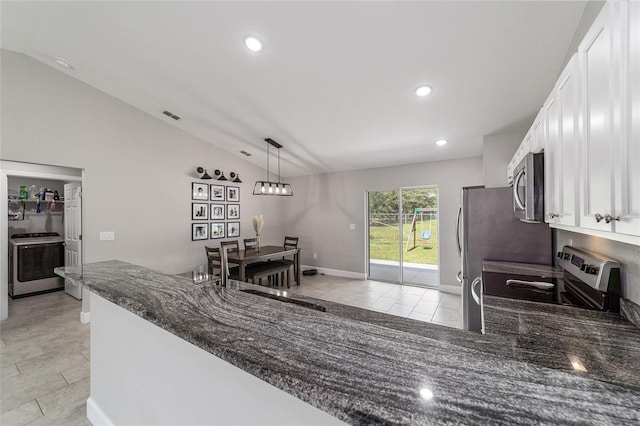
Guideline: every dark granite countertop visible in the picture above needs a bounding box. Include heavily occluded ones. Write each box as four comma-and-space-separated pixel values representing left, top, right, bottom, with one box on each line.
56, 261, 640, 425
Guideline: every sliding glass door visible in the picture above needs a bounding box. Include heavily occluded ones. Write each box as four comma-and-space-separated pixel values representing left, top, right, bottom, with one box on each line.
367, 187, 438, 286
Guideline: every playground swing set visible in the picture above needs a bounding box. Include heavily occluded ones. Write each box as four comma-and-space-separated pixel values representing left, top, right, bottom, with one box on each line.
405, 208, 436, 252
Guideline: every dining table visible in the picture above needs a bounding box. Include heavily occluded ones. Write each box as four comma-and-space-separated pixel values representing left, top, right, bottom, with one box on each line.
226, 245, 301, 284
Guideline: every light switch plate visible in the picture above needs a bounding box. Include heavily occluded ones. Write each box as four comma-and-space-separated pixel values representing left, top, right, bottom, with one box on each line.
100, 231, 115, 241
349, 224, 356, 230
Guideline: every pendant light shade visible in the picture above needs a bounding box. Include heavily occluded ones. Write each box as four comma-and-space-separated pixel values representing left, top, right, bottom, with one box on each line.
253, 138, 293, 196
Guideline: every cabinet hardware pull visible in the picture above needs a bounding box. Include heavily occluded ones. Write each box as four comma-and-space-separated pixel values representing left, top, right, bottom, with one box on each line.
604, 214, 620, 224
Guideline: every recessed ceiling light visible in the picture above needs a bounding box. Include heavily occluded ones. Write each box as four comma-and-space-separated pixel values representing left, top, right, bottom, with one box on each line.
54, 58, 72, 69
243, 36, 263, 52
415, 86, 432, 97
435, 139, 448, 146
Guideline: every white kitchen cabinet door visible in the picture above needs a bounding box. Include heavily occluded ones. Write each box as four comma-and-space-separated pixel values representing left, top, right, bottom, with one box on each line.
532, 109, 546, 153
613, 0, 640, 237
578, 3, 615, 232
557, 56, 580, 227
544, 92, 561, 224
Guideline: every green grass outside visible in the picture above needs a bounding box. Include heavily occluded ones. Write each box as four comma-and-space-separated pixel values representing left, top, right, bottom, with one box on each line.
369, 219, 438, 265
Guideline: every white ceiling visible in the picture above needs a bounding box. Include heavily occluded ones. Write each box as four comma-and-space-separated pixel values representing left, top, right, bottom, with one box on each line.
1, 1, 587, 177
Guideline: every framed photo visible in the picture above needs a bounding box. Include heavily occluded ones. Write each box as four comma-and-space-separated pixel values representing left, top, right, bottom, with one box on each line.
192, 182, 209, 201
226, 186, 240, 202
227, 222, 240, 238
227, 204, 240, 220
192, 223, 208, 241
192, 203, 208, 220
210, 204, 225, 220
210, 222, 225, 239
210, 184, 225, 201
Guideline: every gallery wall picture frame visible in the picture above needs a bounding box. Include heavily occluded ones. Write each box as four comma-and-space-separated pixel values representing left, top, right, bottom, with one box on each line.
210, 222, 225, 239
210, 204, 225, 220
227, 204, 240, 220
192, 203, 209, 220
227, 222, 240, 238
226, 186, 240, 202
192, 182, 209, 201
210, 184, 225, 201
192, 223, 208, 241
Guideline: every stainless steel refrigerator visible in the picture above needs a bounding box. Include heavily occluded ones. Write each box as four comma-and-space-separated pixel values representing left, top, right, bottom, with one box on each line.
457, 186, 552, 333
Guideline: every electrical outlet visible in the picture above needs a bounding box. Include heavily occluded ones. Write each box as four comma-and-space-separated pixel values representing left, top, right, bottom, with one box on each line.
313, 253, 318, 260
100, 231, 115, 241
568, 239, 573, 246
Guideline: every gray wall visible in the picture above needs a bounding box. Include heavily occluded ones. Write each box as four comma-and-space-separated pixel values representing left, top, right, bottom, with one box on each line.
282, 157, 484, 287
482, 131, 525, 188
1, 50, 285, 275
555, 230, 640, 306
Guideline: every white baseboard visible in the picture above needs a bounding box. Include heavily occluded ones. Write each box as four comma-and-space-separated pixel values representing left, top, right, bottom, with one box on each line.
439, 284, 462, 295
87, 397, 114, 426
301, 265, 366, 280
80, 311, 91, 324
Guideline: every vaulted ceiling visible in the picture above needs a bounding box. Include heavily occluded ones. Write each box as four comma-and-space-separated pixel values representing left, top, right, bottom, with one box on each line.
1, 1, 587, 176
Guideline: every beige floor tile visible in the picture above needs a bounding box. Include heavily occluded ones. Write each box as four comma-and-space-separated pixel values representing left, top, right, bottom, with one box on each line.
2, 364, 21, 380
16, 352, 86, 379
0, 341, 45, 368
1, 371, 68, 412
404, 286, 428, 296
61, 361, 90, 385
394, 294, 422, 307
80, 350, 90, 362
0, 399, 43, 426
438, 294, 462, 310
412, 300, 439, 315
420, 290, 443, 302
29, 397, 89, 426
37, 377, 90, 416
408, 311, 433, 322
369, 297, 398, 312
431, 307, 460, 324
387, 304, 414, 318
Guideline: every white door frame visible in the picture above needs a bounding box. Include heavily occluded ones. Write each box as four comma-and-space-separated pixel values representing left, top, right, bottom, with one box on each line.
1, 161, 83, 320
365, 185, 440, 288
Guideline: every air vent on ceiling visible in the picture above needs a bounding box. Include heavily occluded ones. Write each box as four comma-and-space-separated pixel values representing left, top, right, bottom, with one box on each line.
162, 110, 181, 120
240, 150, 252, 156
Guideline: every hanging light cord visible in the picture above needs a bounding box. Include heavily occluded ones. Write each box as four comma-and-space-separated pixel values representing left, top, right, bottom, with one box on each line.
266, 143, 270, 182
277, 148, 281, 184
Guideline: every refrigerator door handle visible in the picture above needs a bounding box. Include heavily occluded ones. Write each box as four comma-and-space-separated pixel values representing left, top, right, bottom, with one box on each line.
456, 270, 462, 284
456, 205, 462, 256
471, 276, 482, 305
513, 169, 526, 210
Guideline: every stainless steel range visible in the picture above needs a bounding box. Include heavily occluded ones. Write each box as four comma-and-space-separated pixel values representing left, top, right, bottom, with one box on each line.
556, 246, 621, 312
482, 246, 621, 314
9, 232, 65, 298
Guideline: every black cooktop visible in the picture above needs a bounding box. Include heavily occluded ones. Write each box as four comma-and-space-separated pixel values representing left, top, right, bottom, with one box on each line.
11, 232, 61, 239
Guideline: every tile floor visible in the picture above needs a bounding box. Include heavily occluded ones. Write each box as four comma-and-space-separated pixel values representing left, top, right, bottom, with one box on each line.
282, 273, 463, 329
0, 275, 460, 426
1, 291, 90, 426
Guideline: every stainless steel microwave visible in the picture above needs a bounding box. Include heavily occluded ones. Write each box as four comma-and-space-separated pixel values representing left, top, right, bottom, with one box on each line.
513, 152, 545, 223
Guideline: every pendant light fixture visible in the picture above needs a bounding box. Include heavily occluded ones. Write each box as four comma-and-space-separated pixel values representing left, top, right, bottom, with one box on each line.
196, 167, 213, 180
253, 138, 293, 196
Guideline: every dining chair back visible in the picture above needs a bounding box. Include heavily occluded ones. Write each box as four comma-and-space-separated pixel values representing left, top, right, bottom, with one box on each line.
204, 246, 220, 276
243, 238, 257, 250
219, 240, 240, 286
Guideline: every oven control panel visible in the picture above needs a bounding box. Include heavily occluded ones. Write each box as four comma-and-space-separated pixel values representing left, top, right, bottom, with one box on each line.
556, 246, 620, 292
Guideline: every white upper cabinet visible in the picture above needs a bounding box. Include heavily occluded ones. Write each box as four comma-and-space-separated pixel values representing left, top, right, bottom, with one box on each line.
545, 55, 580, 227
613, 0, 640, 236
531, 109, 546, 153
578, 2, 616, 232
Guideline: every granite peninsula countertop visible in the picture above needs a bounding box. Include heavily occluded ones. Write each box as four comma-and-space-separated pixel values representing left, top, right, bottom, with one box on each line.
56, 261, 640, 425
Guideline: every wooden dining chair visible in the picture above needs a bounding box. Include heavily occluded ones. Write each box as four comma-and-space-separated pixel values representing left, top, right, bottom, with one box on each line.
281, 236, 299, 285
243, 238, 257, 249
207, 244, 240, 285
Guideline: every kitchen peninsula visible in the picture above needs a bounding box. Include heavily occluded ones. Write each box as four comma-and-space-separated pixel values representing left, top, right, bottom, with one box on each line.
56, 261, 640, 425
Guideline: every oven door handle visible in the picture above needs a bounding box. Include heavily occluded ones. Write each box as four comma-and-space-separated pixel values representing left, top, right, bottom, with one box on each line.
506, 279, 554, 290
513, 169, 526, 210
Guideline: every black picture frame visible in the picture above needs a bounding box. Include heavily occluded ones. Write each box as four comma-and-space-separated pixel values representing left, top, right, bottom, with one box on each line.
192, 223, 208, 241
210, 204, 225, 220
192, 182, 209, 201
227, 221, 240, 238
226, 186, 240, 202
210, 184, 225, 201
210, 222, 225, 239
226, 204, 240, 220
192, 203, 208, 220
